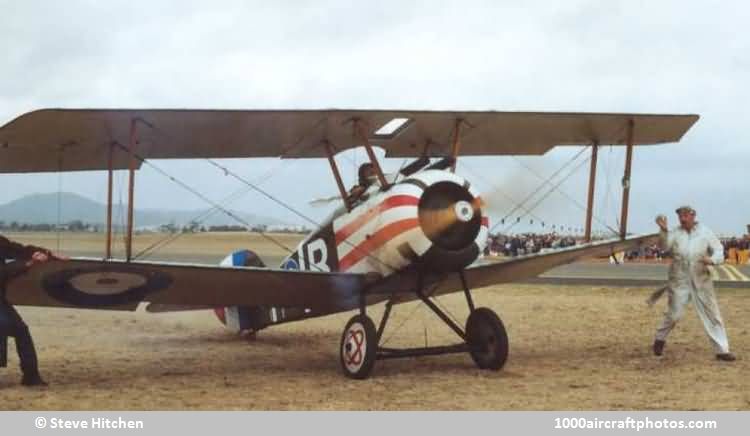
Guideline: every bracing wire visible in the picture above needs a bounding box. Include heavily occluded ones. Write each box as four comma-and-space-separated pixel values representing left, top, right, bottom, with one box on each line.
511, 151, 619, 236
458, 160, 547, 226
138, 121, 399, 271
488, 147, 589, 234
133, 186, 253, 260
133, 158, 298, 260
502, 154, 593, 234
113, 142, 400, 273
203, 158, 400, 272
110, 142, 300, 262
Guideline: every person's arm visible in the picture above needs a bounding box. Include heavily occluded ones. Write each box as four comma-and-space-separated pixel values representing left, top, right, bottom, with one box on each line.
704, 228, 725, 265
656, 215, 674, 251
0, 235, 51, 260
1, 250, 52, 284
2, 259, 31, 281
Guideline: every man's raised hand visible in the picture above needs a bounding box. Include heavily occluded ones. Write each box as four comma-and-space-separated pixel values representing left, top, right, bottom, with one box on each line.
655, 215, 668, 232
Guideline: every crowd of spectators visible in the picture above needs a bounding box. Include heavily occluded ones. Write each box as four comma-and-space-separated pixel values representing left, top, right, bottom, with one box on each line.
624, 244, 669, 261
614, 236, 750, 264
485, 232, 581, 257
723, 236, 750, 264
485, 232, 750, 265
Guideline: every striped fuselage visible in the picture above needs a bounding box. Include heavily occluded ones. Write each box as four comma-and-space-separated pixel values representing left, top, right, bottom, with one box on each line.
216, 169, 488, 331
282, 169, 488, 276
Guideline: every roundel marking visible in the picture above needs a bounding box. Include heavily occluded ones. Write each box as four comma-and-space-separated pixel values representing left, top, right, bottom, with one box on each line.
42, 266, 173, 307
281, 258, 299, 270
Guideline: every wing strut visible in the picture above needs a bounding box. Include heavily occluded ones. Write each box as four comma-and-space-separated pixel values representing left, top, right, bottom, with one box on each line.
354, 119, 389, 189
583, 142, 599, 242
324, 140, 351, 212
126, 119, 137, 261
619, 119, 635, 238
449, 118, 464, 172
105, 142, 114, 259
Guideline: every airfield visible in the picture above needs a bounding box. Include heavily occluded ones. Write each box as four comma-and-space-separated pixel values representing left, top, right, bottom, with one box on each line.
1, 232, 748, 410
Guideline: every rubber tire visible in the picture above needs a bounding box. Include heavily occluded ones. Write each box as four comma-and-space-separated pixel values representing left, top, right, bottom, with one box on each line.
339, 314, 378, 379
466, 307, 509, 370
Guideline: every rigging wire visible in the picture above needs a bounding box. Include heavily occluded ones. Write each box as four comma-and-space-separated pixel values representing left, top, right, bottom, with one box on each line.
140, 121, 399, 271
133, 186, 253, 260
113, 143, 398, 274
110, 142, 300, 262
379, 279, 461, 347
203, 158, 400, 272
457, 160, 547, 226
133, 159, 298, 260
205, 159, 329, 230
511, 151, 619, 236
380, 299, 425, 346
502, 153, 593, 234
489, 146, 589, 234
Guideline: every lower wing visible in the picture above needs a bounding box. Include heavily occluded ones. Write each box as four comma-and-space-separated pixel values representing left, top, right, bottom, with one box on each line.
6, 234, 657, 314
6, 258, 371, 313
367, 233, 660, 300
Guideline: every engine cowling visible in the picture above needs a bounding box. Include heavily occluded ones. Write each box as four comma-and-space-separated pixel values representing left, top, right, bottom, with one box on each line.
332, 169, 488, 275
417, 179, 484, 271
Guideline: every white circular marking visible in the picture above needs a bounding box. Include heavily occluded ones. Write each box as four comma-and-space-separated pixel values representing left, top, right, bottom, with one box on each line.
68, 272, 148, 296
454, 200, 474, 222
343, 321, 366, 373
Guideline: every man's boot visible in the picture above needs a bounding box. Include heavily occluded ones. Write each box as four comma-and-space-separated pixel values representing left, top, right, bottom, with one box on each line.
21, 372, 47, 387
653, 340, 666, 356
716, 353, 736, 362
15, 324, 46, 386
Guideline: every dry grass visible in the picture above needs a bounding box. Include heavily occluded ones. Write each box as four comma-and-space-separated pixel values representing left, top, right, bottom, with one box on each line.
1, 232, 748, 410
1, 284, 748, 410
3, 231, 304, 259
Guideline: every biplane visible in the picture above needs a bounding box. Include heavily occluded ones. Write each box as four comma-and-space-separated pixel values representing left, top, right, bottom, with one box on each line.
0, 109, 697, 378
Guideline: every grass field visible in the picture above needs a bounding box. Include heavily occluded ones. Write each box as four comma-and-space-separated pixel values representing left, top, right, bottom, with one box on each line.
3, 231, 304, 266
0, 233, 748, 410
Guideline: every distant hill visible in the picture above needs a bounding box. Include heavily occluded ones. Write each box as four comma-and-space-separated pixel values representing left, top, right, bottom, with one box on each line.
0, 192, 287, 228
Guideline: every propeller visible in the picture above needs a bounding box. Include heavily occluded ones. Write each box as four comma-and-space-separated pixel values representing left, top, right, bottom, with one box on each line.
418, 182, 484, 251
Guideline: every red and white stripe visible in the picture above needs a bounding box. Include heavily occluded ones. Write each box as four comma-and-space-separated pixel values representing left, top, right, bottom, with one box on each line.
332, 170, 490, 275
333, 183, 429, 274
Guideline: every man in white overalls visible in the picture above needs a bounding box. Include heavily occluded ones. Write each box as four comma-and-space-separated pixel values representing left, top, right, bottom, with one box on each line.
653, 206, 736, 361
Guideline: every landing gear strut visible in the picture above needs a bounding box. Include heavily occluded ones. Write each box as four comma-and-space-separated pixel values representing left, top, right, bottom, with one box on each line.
338, 272, 509, 379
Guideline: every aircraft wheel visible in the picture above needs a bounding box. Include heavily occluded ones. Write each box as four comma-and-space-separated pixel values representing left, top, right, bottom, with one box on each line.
339, 314, 377, 379
466, 307, 509, 370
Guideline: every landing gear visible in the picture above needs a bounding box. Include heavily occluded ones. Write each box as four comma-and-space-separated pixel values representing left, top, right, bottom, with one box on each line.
340, 314, 377, 379
337, 271, 509, 379
466, 307, 508, 370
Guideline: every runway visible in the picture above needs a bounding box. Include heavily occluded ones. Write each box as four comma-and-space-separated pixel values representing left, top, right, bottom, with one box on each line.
530, 262, 750, 288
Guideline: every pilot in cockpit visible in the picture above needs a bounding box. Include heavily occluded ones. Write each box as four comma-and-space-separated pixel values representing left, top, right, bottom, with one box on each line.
347, 162, 377, 204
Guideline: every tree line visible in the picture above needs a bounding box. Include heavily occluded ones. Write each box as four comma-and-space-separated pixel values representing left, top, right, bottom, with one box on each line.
0, 220, 308, 234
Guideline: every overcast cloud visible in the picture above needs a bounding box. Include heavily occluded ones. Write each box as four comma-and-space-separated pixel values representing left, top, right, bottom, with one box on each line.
0, 0, 747, 235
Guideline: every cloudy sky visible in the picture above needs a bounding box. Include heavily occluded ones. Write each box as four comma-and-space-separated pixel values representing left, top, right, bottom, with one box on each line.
0, 0, 747, 235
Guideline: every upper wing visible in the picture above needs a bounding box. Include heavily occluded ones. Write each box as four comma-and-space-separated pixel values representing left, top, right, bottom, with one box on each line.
367, 233, 660, 301
0, 109, 698, 172
6, 258, 370, 313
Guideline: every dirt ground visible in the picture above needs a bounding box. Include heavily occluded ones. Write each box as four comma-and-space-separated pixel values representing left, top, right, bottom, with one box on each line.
1, 284, 748, 410
1, 232, 748, 410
